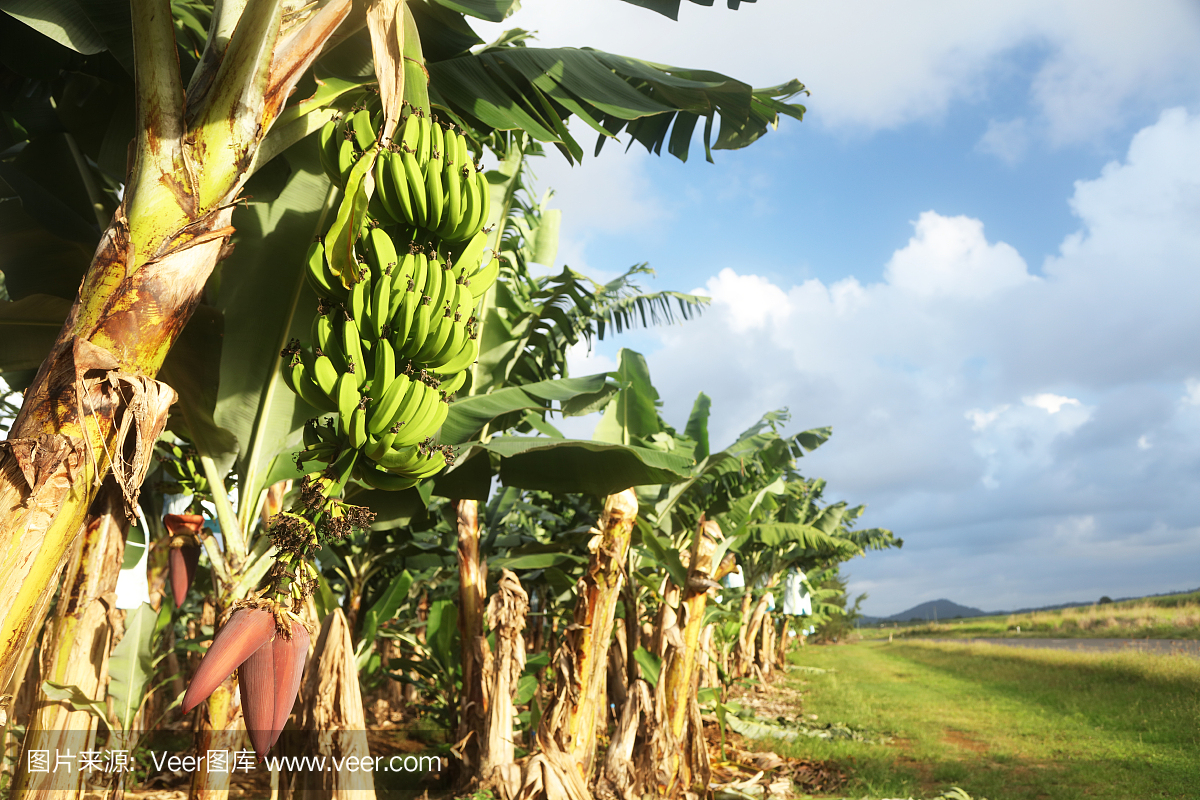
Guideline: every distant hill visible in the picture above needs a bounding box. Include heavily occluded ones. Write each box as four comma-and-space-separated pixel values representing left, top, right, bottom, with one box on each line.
865, 598, 988, 623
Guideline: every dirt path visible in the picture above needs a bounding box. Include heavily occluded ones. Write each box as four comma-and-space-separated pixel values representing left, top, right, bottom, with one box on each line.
916, 637, 1200, 656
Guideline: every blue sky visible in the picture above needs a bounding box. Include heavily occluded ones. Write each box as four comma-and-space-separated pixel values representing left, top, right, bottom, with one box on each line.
472, 2, 1200, 615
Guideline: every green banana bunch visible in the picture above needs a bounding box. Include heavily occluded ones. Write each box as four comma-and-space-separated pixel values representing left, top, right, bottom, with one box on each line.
284, 102, 509, 489
372, 113, 491, 242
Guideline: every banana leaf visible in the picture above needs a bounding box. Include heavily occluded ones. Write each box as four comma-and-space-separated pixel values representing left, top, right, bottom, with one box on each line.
473, 436, 693, 495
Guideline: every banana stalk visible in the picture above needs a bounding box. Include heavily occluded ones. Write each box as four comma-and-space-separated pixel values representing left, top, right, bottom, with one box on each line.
0, 0, 352, 692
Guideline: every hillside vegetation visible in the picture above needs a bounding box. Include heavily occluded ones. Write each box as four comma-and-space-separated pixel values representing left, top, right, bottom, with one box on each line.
863, 590, 1200, 640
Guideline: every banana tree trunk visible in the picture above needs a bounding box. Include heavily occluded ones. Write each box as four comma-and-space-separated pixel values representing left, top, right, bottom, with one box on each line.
758, 611, 774, 678
479, 569, 528, 789
654, 520, 720, 798
776, 616, 791, 668
537, 490, 637, 777
736, 575, 778, 678
501, 491, 637, 800
0, 0, 349, 693
456, 498, 487, 778
10, 484, 126, 800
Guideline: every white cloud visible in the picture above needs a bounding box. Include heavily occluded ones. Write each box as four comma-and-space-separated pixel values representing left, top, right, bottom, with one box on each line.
1023, 393, 1081, 414
977, 118, 1031, 164
626, 109, 1200, 611
1184, 379, 1200, 406
884, 213, 1036, 299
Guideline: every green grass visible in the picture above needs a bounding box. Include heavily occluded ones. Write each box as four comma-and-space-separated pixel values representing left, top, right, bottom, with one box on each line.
763, 640, 1200, 799
861, 590, 1200, 640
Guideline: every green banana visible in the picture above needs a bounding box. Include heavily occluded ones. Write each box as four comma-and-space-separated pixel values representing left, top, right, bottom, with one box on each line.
305, 241, 348, 301
368, 372, 412, 435
363, 426, 399, 462
348, 270, 371, 324
455, 230, 489, 278
424, 127, 445, 231
386, 148, 415, 226
357, 460, 419, 491
349, 404, 368, 450
469, 254, 500, 300
402, 296, 433, 360
442, 129, 463, 239
312, 354, 341, 401
350, 108, 376, 152
392, 382, 439, 447
369, 338, 396, 404
415, 113, 431, 165
311, 313, 334, 355
435, 334, 479, 376
335, 372, 361, 434
438, 369, 469, 397
430, 310, 468, 368
402, 149, 428, 228
456, 162, 483, 242
342, 318, 367, 388
373, 153, 402, 225
291, 359, 339, 414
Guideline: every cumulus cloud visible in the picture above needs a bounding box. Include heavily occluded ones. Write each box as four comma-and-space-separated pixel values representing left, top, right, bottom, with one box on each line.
628, 108, 1200, 612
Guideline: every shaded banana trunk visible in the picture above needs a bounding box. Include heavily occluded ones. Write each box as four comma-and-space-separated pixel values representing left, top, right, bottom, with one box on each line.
280, 609, 375, 800
479, 570, 528, 790
595, 679, 651, 800
652, 519, 721, 798
758, 611, 774, 678
698, 623, 718, 690
455, 499, 487, 777
606, 621, 629, 726
0, 0, 351, 692
734, 590, 753, 677
775, 616, 791, 668
11, 483, 126, 799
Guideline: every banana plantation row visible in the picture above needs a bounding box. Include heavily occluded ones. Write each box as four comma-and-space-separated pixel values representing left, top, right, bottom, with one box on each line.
0, 0, 895, 797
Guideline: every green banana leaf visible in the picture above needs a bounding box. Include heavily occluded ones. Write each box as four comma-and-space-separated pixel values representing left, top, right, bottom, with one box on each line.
440, 373, 610, 445
107, 602, 158, 733
356, 569, 413, 667
474, 436, 693, 495
684, 391, 712, 462
428, 0, 520, 22
157, 303, 238, 476
0, 0, 134, 72
744, 523, 858, 555
429, 46, 805, 163
616, 0, 756, 20
212, 143, 334, 529
593, 348, 661, 445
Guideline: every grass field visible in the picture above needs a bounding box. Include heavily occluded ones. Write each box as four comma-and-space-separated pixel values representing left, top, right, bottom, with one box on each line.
862, 590, 1200, 641
764, 640, 1200, 799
